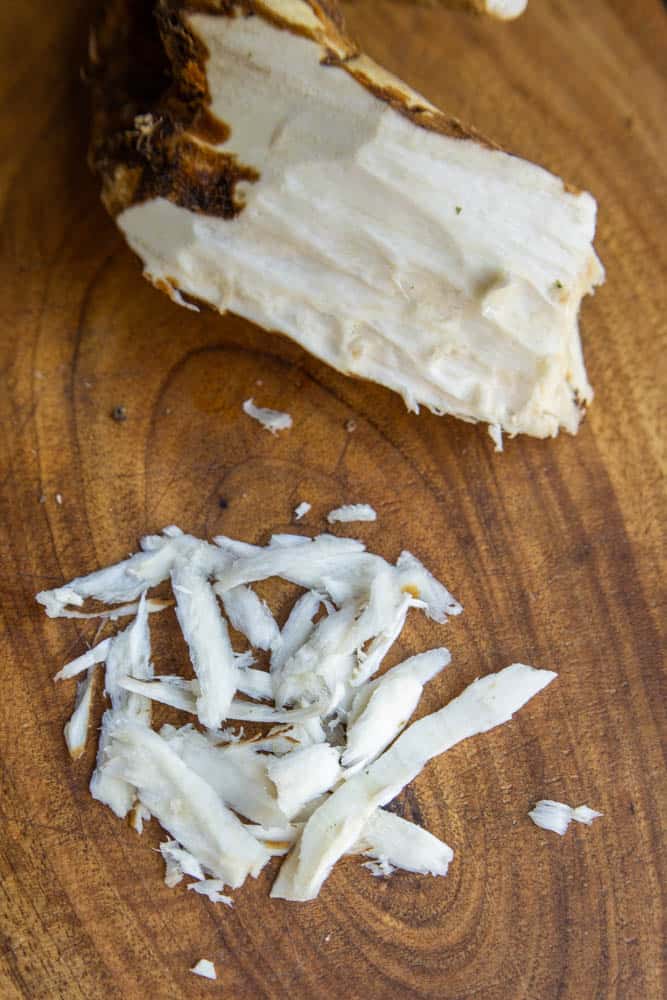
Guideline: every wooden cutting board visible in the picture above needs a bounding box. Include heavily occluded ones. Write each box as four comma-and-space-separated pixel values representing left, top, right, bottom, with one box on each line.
0, 1, 664, 997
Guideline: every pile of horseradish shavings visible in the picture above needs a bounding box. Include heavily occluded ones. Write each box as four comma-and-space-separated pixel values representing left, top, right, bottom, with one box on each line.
37, 526, 557, 904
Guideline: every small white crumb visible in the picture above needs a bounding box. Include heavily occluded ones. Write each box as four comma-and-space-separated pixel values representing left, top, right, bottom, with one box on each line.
529, 799, 602, 836
190, 959, 216, 980
39, 494, 46, 504
327, 504, 377, 524
55, 493, 63, 505
345, 419, 357, 432
293, 501, 311, 521
488, 423, 503, 452
243, 398, 292, 434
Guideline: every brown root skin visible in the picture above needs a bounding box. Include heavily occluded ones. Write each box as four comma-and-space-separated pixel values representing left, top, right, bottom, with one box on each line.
89, 0, 259, 219
88, 0, 496, 220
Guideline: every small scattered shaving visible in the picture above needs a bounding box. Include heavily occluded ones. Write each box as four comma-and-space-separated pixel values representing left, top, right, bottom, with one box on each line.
327, 504, 377, 524
39, 524, 560, 910
293, 501, 311, 520
243, 398, 292, 434
529, 800, 603, 836
488, 423, 504, 452
190, 959, 217, 980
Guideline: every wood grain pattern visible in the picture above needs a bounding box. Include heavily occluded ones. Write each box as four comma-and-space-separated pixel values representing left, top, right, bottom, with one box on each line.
0, 1, 665, 997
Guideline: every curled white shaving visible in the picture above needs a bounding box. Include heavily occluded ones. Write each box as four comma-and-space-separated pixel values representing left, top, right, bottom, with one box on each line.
243, 398, 292, 434
343, 649, 451, 773
55, 637, 112, 682
293, 502, 311, 520
172, 556, 238, 728
214, 535, 366, 593
46, 597, 172, 621
216, 583, 279, 650
355, 809, 453, 877
396, 550, 462, 622
119, 676, 320, 724
64, 667, 97, 759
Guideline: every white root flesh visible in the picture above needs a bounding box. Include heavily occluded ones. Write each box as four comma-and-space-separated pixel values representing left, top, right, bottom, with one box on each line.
236, 667, 273, 702
529, 799, 602, 836
242, 398, 293, 434
114, 1, 602, 441
37, 542, 178, 617
488, 422, 504, 452
271, 664, 556, 900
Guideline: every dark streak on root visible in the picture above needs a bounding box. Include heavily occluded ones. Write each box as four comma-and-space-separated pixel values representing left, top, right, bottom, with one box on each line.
88, 0, 258, 218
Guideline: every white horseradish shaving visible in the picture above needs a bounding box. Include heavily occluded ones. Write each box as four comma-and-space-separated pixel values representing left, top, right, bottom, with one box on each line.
243, 398, 293, 434
39, 524, 558, 908
327, 504, 377, 524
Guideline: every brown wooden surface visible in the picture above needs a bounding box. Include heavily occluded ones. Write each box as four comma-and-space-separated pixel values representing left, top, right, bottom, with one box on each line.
0, 1, 665, 997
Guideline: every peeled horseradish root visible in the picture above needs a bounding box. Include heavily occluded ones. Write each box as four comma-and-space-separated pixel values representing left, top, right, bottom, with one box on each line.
89, 0, 603, 439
